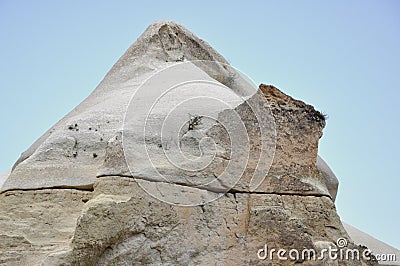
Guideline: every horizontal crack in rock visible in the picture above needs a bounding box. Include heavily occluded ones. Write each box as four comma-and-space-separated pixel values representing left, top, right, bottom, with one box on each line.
1, 185, 94, 194
95, 174, 331, 199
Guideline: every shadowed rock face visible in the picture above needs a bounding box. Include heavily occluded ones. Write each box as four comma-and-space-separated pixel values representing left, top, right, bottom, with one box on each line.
0, 21, 374, 265
317, 155, 339, 201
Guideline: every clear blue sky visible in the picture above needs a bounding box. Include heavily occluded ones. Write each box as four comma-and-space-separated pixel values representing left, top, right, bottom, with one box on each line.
1, 0, 399, 248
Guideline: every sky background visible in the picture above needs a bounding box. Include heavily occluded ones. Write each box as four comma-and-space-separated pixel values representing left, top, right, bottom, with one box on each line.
0, 0, 399, 249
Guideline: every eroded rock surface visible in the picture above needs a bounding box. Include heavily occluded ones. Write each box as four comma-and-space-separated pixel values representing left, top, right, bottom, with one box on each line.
39, 176, 368, 266
0, 21, 374, 265
0, 189, 92, 265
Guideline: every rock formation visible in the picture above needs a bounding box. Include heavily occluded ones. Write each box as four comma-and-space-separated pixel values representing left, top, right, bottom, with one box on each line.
0, 21, 377, 265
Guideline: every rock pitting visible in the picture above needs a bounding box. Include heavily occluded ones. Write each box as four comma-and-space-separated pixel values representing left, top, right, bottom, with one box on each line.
0, 21, 377, 265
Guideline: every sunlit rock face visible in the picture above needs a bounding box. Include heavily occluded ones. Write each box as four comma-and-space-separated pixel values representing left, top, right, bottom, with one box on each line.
0, 21, 374, 265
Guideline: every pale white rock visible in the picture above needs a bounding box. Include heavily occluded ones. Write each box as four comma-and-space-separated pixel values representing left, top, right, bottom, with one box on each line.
2, 21, 255, 193
0, 169, 10, 189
